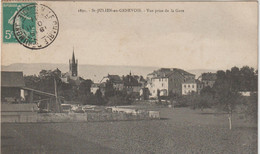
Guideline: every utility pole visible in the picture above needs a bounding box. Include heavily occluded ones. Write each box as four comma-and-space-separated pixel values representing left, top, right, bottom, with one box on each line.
54, 78, 60, 112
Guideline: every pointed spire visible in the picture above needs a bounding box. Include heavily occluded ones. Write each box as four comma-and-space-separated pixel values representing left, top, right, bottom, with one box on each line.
130, 70, 132, 76
72, 47, 76, 64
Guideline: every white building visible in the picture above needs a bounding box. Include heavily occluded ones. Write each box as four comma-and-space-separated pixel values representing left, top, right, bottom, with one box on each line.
182, 82, 197, 95
182, 79, 204, 95
147, 68, 195, 98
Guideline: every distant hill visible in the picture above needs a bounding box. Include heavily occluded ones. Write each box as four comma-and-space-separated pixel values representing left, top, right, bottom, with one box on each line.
1, 63, 217, 82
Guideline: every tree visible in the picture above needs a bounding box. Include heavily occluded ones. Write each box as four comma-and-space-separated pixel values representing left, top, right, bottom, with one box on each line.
213, 68, 243, 130
78, 79, 93, 95
157, 89, 161, 102
104, 80, 115, 98
188, 94, 214, 111
242, 93, 257, 123
95, 89, 105, 105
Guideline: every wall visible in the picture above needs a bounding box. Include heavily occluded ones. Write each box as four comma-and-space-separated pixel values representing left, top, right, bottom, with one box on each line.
113, 83, 124, 91
168, 72, 185, 95
2, 111, 160, 123
1, 87, 21, 103
182, 83, 197, 95
149, 78, 168, 98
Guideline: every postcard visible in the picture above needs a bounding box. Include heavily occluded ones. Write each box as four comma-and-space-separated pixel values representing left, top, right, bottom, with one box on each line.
1, 1, 258, 153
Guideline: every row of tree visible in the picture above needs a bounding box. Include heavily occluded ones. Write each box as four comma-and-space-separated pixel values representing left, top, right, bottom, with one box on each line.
24, 69, 134, 106
180, 66, 257, 129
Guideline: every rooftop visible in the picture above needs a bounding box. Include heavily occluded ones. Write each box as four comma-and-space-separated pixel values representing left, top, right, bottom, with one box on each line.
150, 68, 195, 79
1, 71, 25, 87
108, 75, 123, 83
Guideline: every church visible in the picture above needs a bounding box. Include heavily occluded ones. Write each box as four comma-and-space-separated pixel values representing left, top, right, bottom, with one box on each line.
61, 51, 81, 84
69, 51, 78, 79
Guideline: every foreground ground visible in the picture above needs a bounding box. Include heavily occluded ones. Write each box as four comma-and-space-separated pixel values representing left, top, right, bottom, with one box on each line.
1, 107, 257, 154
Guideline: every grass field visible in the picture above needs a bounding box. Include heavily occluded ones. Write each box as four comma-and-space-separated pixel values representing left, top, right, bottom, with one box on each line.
1, 107, 257, 154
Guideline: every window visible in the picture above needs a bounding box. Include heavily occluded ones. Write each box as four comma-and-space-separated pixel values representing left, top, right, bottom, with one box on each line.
192, 85, 194, 88
162, 83, 164, 87
159, 79, 161, 81
184, 85, 186, 88
188, 85, 190, 88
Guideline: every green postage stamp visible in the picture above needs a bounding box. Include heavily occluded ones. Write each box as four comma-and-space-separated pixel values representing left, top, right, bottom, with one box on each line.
2, 3, 59, 49
3, 3, 33, 43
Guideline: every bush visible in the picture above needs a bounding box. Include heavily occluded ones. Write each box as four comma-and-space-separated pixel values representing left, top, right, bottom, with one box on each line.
107, 95, 132, 106
174, 94, 214, 110
241, 94, 257, 123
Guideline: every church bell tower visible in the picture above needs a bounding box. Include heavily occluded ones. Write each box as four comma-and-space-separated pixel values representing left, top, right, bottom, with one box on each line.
69, 50, 78, 77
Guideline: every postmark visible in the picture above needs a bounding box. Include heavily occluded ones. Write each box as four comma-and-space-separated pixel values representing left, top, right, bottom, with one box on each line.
13, 4, 59, 49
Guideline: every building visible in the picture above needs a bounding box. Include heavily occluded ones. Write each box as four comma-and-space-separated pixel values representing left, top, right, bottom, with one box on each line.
182, 79, 204, 95
69, 51, 78, 77
140, 88, 150, 100
107, 74, 124, 91
201, 73, 217, 88
133, 75, 147, 88
147, 68, 195, 98
123, 72, 142, 94
91, 82, 106, 96
1, 71, 63, 112
182, 79, 196, 95
52, 68, 62, 77
1, 71, 25, 103
61, 50, 81, 83
196, 80, 204, 95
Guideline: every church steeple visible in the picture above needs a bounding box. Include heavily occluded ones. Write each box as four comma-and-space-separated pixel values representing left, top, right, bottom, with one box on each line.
69, 48, 78, 77
72, 50, 76, 64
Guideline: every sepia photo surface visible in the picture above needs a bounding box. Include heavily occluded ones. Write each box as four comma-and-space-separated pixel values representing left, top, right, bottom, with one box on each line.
1, 1, 258, 153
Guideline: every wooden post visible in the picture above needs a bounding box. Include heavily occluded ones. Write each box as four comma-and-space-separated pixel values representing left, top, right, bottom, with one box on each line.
54, 78, 61, 113
228, 105, 232, 130
29, 91, 34, 103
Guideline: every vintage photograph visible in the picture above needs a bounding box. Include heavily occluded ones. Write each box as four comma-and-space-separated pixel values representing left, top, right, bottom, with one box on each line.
1, 1, 258, 153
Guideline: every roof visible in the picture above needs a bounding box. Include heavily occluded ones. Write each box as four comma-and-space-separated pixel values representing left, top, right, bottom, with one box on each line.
150, 68, 195, 79
108, 75, 123, 83
123, 75, 141, 86
202, 73, 217, 81
1, 71, 25, 87
72, 51, 76, 64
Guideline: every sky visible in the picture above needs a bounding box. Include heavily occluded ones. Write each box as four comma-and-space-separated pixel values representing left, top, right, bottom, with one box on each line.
2, 2, 258, 70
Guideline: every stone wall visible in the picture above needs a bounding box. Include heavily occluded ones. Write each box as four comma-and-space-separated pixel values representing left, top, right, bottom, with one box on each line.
2, 111, 160, 123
